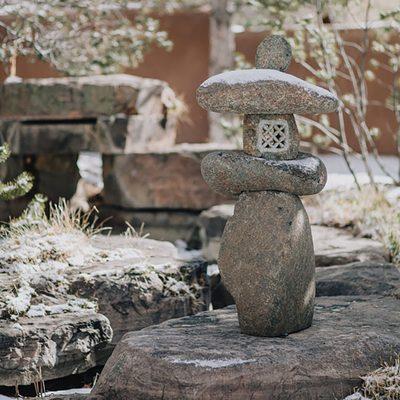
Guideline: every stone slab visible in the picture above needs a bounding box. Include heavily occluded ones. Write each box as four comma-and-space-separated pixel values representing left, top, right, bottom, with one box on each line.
201, 151, 327, 197
68, 236, 210, 347
0, 235, 209, 387
0, 115, 176, 155
0, 312, 112, 387
316, 261, 400, 297
313, 225, 389, 266
102, 144, 234, 210
91, 296, 400, 400
0, 74, 169, 120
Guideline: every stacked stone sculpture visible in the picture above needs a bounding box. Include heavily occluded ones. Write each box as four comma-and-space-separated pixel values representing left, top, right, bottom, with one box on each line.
197, 35, 339, 337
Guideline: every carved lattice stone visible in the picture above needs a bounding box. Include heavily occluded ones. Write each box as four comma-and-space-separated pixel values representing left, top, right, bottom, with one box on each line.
243, 114, 299, 160
257, 119, 289, 153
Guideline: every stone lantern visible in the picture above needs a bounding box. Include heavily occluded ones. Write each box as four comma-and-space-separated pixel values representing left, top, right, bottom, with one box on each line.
197, 35, 339, 337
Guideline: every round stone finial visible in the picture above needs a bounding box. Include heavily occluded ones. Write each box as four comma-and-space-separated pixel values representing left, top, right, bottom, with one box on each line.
255, 35, 292, 72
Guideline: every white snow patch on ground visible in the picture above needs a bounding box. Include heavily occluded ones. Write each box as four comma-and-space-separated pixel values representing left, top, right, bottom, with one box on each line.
0, 387, 91, 399
169, 357, 256, 368
175, 239, 202, 261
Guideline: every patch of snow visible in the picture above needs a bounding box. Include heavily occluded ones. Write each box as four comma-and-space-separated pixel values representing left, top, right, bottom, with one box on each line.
325, 172, 392, 191
342, 393, 370, 400
169, 357, 256, 369
207, 264, 220, 276
4, 280, 34, 318
45, 388, 92, 396
175, 239, 202, 261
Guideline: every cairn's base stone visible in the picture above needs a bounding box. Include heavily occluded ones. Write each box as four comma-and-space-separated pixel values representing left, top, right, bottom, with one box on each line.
91, 296, 400, 400
219, 191, 314, 336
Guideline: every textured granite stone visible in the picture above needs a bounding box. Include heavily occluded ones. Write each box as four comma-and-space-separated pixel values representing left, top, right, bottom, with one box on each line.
0, 114, 176, 154
91, 296, 400, 400
243, 113, 299, 159
218, 191, 315, 336
197, 69, 339, 114
0, 312, 112, 386
102, 144, 233, 210
201, 150, 327, 197
255, 35, 292, 71
316, 261, 400, 297
0, 74, 169, 119
0, 236, 209, 387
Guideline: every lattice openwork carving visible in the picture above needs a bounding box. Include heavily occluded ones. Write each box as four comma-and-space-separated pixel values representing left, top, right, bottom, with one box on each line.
256, 119, 289, 153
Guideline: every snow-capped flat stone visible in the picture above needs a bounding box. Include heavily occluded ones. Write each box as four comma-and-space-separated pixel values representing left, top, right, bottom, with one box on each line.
197, 69, 339, 114
91, 296, 400, 400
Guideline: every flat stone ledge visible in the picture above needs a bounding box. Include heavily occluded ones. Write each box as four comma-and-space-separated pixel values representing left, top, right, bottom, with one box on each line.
313, 225, 389, 266
102, 144, 234, 210
316, 261, 400, 297
201, 150, 327, 197
91, 296, 400, 400
0, 312, 112, 387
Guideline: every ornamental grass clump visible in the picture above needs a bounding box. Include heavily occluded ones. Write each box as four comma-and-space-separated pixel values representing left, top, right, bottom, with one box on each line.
304, 185, 400, 265
362, 356, 400, 399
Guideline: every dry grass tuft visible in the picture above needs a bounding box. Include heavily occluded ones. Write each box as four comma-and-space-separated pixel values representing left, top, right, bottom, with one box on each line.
304, 185, 400, 265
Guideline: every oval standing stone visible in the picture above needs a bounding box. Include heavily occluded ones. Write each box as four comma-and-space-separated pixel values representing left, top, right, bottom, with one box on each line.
218, 191, 315, 337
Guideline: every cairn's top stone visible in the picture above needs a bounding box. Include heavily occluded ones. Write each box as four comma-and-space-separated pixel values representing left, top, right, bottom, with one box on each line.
197, 69, 339, 115
255, 35, 292, 71
196, 34, 339, 115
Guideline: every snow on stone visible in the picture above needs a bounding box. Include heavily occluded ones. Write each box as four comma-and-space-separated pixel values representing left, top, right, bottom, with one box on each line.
201, 68, 335, 99
0, 228, 147, 319
169, 357, 257, 369
175, 239, 202, 261
207, 264, 220, 276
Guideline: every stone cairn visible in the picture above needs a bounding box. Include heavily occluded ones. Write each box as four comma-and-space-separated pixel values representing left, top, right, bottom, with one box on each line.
197, 35, 339, 337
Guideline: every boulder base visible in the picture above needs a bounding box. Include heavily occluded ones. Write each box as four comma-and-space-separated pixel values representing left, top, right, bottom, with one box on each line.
219, 191, 315, 336
91, 296, 400, 400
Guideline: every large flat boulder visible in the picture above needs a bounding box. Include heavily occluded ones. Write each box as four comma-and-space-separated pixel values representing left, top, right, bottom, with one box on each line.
0, 312, 112, 387
0, 233, 209, 387
313, 225, 388, 266
68, 236, 209, 347
0, 115, 176, 155
91, 296, 400, 400
0, 75, 169, 120
102, 144, 233, 210
316, 261, 400, 297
